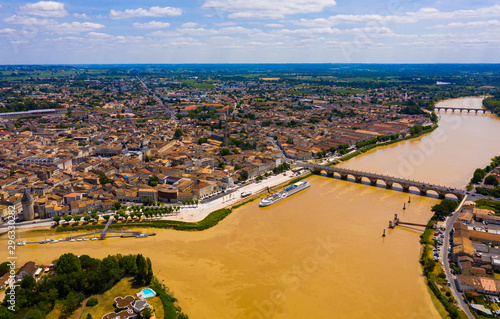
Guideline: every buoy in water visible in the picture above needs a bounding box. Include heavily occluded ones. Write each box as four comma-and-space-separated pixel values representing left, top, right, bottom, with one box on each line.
382, 229, 386, 237
408, 196, 411, 203
403, 202, 406, 210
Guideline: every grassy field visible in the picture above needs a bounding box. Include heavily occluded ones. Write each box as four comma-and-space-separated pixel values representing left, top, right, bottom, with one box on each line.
426, 285, 452, 319
78, 277, 162, 319
191, 83, 215, 89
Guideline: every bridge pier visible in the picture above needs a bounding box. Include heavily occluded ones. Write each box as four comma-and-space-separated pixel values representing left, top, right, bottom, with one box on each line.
419, 189, 427, 196
326, 171, 334, 178
402, 185, 410, 193
438, 193, 446, 199
340, 174, 348, 180
312, 169, 321, 174
475, 110, 478, 114
369, 178, 377, 186
385, 182, 393, 189
354, 176, 362, 183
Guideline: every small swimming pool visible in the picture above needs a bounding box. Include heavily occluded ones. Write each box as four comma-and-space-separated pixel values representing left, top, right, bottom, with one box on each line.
141, 288, 156, 298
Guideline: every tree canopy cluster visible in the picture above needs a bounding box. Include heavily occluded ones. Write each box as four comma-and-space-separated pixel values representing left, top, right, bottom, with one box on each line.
431, 199, 458, 219
1, 253, 154, 318
483, 96, 500, 116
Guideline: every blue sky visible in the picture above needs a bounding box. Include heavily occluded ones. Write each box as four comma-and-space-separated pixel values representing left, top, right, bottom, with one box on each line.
0, 0, 499, 64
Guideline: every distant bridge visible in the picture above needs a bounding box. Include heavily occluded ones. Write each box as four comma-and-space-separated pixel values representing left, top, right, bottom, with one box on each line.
434, 107, 490, 114
297, 162, 465, 200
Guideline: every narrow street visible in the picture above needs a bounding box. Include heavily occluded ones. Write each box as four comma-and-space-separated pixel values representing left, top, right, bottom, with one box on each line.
442, 197, 474, 319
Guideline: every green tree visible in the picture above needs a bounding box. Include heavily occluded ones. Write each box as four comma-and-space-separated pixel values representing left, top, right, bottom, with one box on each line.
103, 215, 110, 222
142, 197, 153, 206
145, 257, 153, 285
63, 215, 72, 223
20, 274, 36, 290
220, 148, 231, 156
87, 297, 98, 307
53, 215, 61, 225
113, 202, 121, 210
99, 173, 112, 185
54, 253, 81, 275
174, 128, 183, 139
64, 291, 84, 314
485, 175, 499, 186
431, 199, 458, 219
26, 309, 45, 319
73, 215, 81, 222
134, 254, 147, 284
148, 175, 159, 187
0, 306, 15, 319
471, 168, 486, 184
83, 214, 91, 222
0, 262, 9, 276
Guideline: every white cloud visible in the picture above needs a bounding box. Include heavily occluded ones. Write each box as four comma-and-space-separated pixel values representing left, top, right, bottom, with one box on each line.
110, 6, 182, 19
4, 15, 57, 26
295, 14, 413, 27
133, 21, 171, 29
434, 20, 500, 28
4, 16, 104, 34
295, 5, 500, 27
219, 26, 257, 34
265, 24, 284, 28
87, 32, 113, 39
73, 13, 89, 19
47, 22, 105, 34
202, 0, 336, 19
181, 22, 198, 28
408, 5, 500, 20
17, 1, 68, 18
147, 30, 182, 37
277, 27, 341, 36
0, 28, 16, 35
214, 22, 236, 27
176, 27, 218, 36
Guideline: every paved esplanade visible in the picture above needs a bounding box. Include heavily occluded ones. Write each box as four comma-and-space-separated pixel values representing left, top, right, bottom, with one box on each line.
298, 162, 466, 200
434, 106, 491, 113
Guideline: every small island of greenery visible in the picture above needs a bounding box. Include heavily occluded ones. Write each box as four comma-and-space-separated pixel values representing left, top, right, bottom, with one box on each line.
1, 253, 188, 319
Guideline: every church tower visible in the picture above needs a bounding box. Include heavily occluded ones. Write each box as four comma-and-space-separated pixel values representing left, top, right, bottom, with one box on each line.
21, 188, 35, 221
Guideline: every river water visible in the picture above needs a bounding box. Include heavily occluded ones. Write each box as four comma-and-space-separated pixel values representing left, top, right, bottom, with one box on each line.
3, 97, 500, 318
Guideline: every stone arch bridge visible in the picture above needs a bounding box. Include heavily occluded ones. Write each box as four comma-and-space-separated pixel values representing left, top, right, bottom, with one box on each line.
297, 162, 465, 200
434, 107, 490, 114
